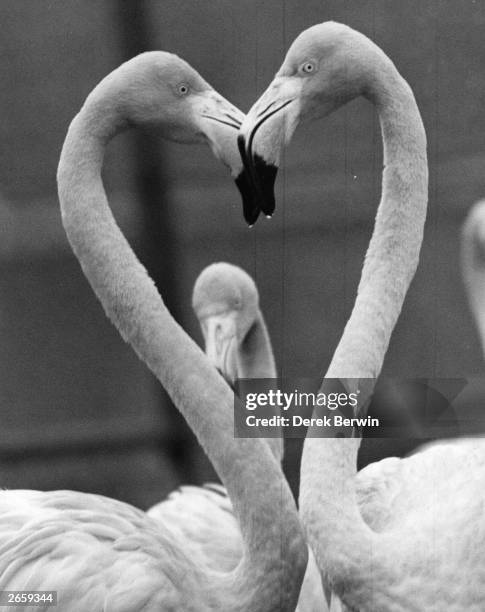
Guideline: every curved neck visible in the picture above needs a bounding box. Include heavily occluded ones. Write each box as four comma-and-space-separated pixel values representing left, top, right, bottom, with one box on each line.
462, 202, 485, 360
238, 311, 283, 461
299, 56, 428, 606
57, 96, 306, 610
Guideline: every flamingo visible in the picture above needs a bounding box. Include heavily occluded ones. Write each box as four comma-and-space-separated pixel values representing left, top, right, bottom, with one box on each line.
0, 53, 308, 610
147, 262, 326, 611
239, 21, 485, 611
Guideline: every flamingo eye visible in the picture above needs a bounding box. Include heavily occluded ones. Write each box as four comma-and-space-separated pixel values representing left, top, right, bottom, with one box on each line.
177, 83, 190, 96
300, 61, 316, 74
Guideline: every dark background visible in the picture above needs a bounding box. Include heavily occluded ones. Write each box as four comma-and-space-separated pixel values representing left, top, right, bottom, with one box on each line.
1, 1, 484, 507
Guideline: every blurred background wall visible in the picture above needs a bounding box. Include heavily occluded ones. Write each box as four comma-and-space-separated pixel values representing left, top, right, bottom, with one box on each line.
1, 0, 484, 507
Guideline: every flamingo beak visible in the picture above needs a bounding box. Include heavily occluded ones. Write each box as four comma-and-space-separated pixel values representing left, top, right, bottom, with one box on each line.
197, 92, 262, 226
203, 313, 238, 387
237, 77, 302, 223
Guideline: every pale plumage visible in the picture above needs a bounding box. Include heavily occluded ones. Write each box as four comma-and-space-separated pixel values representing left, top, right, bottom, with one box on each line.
356, 438, 485, 536
0, 54, 308, 610
240, 21, 485, 612
148, 262, 326, 611
148, 484, 241, 572
0, 490, 203, 610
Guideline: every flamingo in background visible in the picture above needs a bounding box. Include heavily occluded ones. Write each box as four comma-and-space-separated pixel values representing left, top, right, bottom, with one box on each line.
462, 200, 485, 355
147, 262, 278, 573
455, 200, 485, 434
148, 261, 326, 611
240, 22, 485, 611
0, 53, 308, 610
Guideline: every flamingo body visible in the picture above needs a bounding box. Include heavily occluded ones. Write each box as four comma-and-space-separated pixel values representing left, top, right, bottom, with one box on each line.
0, 490, 202, 610
147, 484, 241, 572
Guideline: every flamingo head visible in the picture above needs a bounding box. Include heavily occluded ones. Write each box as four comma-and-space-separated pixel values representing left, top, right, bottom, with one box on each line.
192, 262, 259, 386
237, 22, 379, 221
91, 52, 259, 223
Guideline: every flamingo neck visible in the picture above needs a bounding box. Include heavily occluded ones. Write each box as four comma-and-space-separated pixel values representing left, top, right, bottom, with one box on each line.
57, 94, 306, 611
462, 202, 485, 360
238, 311, 283, 461
299, 56, 428, 605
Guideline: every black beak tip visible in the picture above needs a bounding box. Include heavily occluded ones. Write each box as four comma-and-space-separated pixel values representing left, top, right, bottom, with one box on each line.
235, 171, 261, 226
252, 154, 278, 217
237, 133, 246, 158
234, 133, 277, 225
